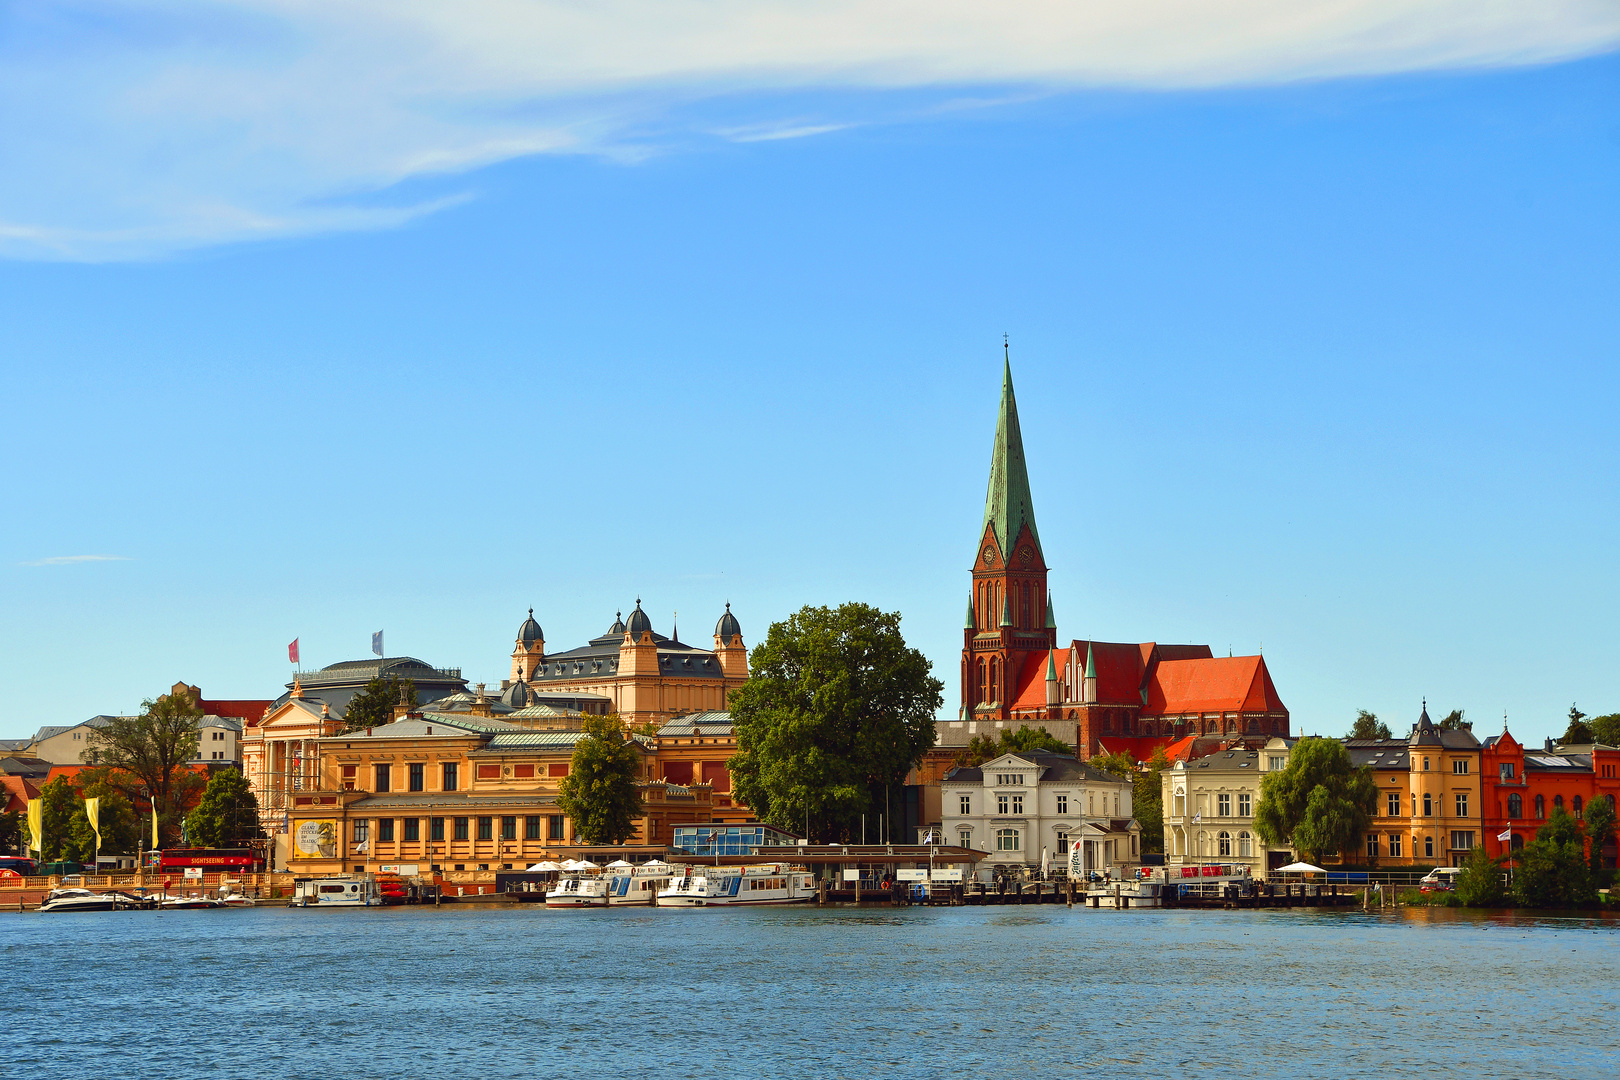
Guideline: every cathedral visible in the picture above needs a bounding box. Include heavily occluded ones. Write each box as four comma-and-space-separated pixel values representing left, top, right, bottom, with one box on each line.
944, 355, 1290, 761
502, 600, 749, 726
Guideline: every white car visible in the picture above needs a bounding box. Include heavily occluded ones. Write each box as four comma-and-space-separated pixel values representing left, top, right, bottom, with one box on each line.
1419, 867, 1461, 892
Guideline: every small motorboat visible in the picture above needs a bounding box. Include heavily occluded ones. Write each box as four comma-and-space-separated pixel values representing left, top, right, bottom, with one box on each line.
545, 876, 608, 907
160, 894, 230, 909
38, 888, 155, 913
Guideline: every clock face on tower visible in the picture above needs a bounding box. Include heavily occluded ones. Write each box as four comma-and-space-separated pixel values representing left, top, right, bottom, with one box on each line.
982, 545, 996, 566
1019, 546, 1034, 567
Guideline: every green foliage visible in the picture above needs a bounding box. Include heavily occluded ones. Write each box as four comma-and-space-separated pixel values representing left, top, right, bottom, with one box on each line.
1134, 746, 1170, 854
184, 770, 265, 848
1453, 846, 1507, 907
38, 775, 82, 862
557, 715, 643, 845
1512, 807, 1596, 908
1347, 710, 1391, 741
341, 675, 418, 733
0, 810, 18, 856
955, 725, 1071, 768
1437, 709, 1467, 731
728, 603, 943, 843
1254, 737, 1379, 864
1583, 794, 1616, 876
1588, 714, 1620, 747
1563, 704, 1593, 745
69, 770, 141, 859
84, 689, 203, 847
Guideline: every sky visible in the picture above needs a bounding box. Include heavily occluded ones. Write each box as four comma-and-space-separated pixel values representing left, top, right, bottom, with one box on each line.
2, 2, 1618, 745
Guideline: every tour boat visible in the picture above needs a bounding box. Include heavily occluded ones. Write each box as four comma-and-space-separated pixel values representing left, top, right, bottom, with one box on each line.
606, 864, 675, 906
545, 876, 609, 907
656, 864, 816, 907
293, 876, 385, 907
37, 888, 155, 913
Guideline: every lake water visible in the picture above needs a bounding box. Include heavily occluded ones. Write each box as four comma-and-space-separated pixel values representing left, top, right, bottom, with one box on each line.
3, 903, 1617, 1078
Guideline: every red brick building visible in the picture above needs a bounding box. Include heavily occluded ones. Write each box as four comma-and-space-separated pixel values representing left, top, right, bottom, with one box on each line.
1480, 728, 1620, 868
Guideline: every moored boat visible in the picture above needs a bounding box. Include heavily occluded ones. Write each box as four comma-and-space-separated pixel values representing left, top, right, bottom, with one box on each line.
656, 864, 815, 907
606, 861, 675, 906
293, 875, 385, 907
545, 875, 609, 907
38, 888, 156, 913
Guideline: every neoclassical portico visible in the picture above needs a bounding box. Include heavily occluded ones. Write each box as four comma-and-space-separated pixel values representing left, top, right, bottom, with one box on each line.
241, 684, 341, 840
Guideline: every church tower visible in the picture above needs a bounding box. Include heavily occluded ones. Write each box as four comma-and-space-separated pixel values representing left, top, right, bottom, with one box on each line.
962, 351, 1056, 719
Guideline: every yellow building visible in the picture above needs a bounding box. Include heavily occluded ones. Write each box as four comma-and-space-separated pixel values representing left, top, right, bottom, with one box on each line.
1347, 705, 1482, 868
1163, 739, 1297, 876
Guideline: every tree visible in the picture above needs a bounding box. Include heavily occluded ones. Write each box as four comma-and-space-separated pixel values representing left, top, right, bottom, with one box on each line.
0, 810, 18, 856
184, 770, 265, 848
1587, 713, 1620, 747
557, 714, 643, 845
1254, 737, 1379, 864
1453, 846, 1506, 907
1511, 808, 1595, 908
68, 770, 141, 861
1563, 704, 1593, 745
1582, 793, 1616, 877
728, 603, 943, 843
1437, 709, 1467, 731
1089, 745, 1170, 854
1347, 710, 1391, 741
38, 775, 82, 862
84, 688, 203, 846
953, 724, 1070, 768
342, 674, 417, 733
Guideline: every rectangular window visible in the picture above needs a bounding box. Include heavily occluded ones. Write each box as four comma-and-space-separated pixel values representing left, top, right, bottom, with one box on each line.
1010, 795, 1023, 815
378, 819, 395, 843
353, 820, 369, 845
1452, 759, 1469, 775
1267, 755, 1285, 771
513, 764, 535, 779
477, 816, 493, 841
374, 764, 390, 793
997, 794, 1009, 815
1055, 794, 1068, 815
501, 816, 517, 841
1387, 792, 1401, 818
549, 815, 565, 840
1450, 831, 1475, 851
403, 818, 420, 842
1499, 762, 1515, 780
430, 817, 445, 842
1218, 794, 1231, 817
408, 763, 424, 792
995, 828, 1020, 851
1455, 793, 1469, 818
453, 817, 469, 841
1388, 833, 1403, 857
1057, 832, 1069, 853
525, 815, 542, 840
342, 766, 357, 789
442, 763, 458, 791
959, 794, 971, 815
1423, 793, 1432, 816
1366, 833, 1378, 858
477, 764, 501, 780
1238, 793, 1252, 817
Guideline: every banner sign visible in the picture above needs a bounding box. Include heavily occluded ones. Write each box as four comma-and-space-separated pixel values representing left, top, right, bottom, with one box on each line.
895, 868, 928, 882
841, 869, 861, 882
930, 868, 964, 883
182, 867, 204, 880
293, 820, 338, 859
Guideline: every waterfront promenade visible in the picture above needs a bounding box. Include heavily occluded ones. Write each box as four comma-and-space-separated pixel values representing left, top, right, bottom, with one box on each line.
5, 904, 1615, 1077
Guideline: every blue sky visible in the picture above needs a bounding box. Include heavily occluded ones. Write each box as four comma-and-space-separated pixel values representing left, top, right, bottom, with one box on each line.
2, 4, 1618, 744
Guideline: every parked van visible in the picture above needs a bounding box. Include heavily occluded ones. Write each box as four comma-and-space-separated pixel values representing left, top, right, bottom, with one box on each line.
1419, 867, 1462, 892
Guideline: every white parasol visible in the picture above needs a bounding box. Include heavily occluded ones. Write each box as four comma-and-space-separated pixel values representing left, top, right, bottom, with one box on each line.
1276, 861, 1326, 874
559, 859, 582, 871
575, 859, 600, 870
526, 862, 563, 872
604, 859, 635, 869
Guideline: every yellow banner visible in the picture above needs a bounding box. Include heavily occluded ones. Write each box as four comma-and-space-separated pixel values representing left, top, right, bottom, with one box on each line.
152, 805, 159, 849
85, 797, 101, 849
27, 798, 42, 856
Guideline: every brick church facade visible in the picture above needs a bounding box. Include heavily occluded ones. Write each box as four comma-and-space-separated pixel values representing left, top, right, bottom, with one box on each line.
938, 355, 1290, 763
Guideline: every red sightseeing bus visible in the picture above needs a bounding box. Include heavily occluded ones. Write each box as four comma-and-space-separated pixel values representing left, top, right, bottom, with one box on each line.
157, 848, 265, 872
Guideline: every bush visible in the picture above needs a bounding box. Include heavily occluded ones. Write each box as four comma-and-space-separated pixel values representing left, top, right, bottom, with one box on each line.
1511, 809, 1597, 908
1454, 846, 1507, 907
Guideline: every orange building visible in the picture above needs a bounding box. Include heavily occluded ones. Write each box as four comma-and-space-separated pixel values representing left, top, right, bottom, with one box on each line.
1481, 728, 1620, 868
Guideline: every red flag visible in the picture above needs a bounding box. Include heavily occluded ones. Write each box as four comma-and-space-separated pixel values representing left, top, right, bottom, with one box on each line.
288, 638, 300, 664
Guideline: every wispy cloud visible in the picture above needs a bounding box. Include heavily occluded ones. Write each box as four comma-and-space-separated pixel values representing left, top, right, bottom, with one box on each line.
19, 555, 133, 567
1, 1, 1615, 260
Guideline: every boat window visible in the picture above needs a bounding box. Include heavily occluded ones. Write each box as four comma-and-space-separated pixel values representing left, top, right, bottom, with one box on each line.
319, 884, 346, 893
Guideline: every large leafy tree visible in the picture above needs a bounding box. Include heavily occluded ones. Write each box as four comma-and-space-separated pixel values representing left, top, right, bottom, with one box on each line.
1563, 704, 1594, 744
557, 714, 643, 845
38, 775, 82, 862
1254, 737, 1378, 864
1512, 808, 1595, 908
68, 770, 141, 860
1582, 794, 1616, 877
1589, 714, 1620, 747
84, 689, 203, 846
1347, 710, 1391, 740
954, 724, 1070, 768
341, 675, 417, 733
728, 603, 942, 843
184, 770, 265, 848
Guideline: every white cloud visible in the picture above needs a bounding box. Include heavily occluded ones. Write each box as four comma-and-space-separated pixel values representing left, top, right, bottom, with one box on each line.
1, 0, 1616, 260
18, 555, 133, 567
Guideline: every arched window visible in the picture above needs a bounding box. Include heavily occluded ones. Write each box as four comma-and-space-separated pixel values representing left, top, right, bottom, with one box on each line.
1554, 795, 1564, 813
1511, 833, 1524, 851
988, 658, 998, 702
1507, 793, 1522, 818
1238, 831, 1253, 857
976, 659, 985, 704
1217, 831, 1232, 856
1535, 794, 1545, 819
1573, 795, 1583, 819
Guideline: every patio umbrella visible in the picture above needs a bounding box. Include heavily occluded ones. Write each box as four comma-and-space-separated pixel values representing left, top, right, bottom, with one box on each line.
605, 860, 635, 869
536, 861, 562, 872
575, 859, 600, 870
559, 859, 582, 871
1276, 861, 1327, 874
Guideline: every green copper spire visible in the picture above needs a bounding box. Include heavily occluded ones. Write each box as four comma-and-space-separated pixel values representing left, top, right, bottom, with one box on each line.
1000, 592, 1013, 628
1084, 640, 1096, 679
1046, 648, 1058, 681
1044, 591, 1056, 630
964, 594, 976, 630
981, 351, 1042, 559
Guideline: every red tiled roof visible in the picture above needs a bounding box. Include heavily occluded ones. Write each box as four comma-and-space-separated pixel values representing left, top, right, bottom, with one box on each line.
45, 765, 94, 786
1009, 652, 1048, 711
1143, 655, 1285, 716
200, 699, 273, 726
1, 774, 40, 814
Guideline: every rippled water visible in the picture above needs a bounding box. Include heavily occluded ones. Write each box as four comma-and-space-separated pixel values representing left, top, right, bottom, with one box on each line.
3, 903, 1617, 1078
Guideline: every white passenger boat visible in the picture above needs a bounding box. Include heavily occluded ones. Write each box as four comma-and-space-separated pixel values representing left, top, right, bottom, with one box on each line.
656, 864, 816, 907
38, 888, 155, 913
606, 862, 675, 906
545, 876, 609, 907
293, 875, 384, 907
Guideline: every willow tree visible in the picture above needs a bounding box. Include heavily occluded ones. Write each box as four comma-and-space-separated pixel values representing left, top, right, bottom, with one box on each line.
1255, 737, 1378, 864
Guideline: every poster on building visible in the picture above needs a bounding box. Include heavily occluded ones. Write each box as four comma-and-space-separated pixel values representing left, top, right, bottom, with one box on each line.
293, 819, 338, 859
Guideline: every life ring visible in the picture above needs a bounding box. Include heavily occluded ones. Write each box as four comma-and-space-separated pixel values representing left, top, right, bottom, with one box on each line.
880, 880, 891, 890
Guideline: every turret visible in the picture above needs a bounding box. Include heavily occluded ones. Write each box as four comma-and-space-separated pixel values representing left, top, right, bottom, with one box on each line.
1082, 641, 1097, 705
1045, 648, 1059, 706
714, 602, 748, 679
510, 607, 545, 681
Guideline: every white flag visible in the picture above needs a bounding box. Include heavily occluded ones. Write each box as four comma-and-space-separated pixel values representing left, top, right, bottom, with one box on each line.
1496, 828, 1512, 842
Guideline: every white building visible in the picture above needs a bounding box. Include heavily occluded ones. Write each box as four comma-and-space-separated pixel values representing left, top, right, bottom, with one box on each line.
940, 751, 1139, 875
196, 716, 243, 763
1161, 738, 1295, 877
